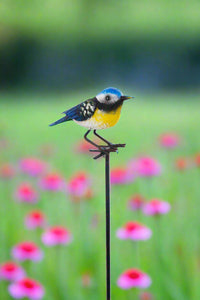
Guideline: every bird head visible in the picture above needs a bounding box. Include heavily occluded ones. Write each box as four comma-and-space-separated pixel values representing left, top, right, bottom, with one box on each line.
95, 87, 134, 106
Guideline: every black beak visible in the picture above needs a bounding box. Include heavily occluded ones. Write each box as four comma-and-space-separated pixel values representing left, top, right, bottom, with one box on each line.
120, 95, 135, 101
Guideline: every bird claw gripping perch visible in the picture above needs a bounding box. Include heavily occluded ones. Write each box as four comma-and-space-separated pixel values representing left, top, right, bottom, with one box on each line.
90, 146, 125, 160
84, 130, 126, 160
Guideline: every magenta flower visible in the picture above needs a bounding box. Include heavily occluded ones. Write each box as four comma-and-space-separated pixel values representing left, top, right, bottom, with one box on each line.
41, 226, 72, 246
0, 261, 25, 281
117, 268, 152, 289
142, 199, 171, 216
12, 242, 43, 262
159, 133, 180, 148
111, 167, 134, 185
67, 171, 92, 199
8, 277, 44, 300
39, 172, 64, 191
25, 210, 46, 230
129, 156, 162, 177
20, 158, 46, 177
0, 163, 15, 179
116, 221, 152, 241
15, 183, 38, 203
128, 194, 145, 211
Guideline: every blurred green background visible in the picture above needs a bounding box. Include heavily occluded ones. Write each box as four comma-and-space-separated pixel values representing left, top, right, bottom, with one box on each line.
1, 1, 200, 300
1, 0, 200, 92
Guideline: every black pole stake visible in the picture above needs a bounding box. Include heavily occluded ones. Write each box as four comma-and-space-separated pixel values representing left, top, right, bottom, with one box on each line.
85, 130, 126, 300
105, 153, 111, 300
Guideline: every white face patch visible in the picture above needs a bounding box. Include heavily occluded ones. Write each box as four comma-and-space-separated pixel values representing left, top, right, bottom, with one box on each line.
96, 93, 120, 105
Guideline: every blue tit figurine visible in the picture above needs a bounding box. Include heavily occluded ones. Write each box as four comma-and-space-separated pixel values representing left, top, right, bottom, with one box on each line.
50, 87, 134, 159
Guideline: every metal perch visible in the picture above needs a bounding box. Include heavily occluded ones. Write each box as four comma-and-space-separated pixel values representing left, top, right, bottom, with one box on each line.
85, 132, 125, 300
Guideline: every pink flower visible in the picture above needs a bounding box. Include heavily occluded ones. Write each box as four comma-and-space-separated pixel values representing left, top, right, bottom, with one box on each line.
0, 163, 15, 179
111, 167, 134, 185
175, 157, 190, 171
41, 226, 72, 246
39, 172, 64, 191
128, 194, 145, 211
159, 133, 180, 148
25, 210, 46, 230
15, 183, 38, 203
67, 171, 92, 199
139, 291, 154, 300
195, 153, 200, 167
129, 156, 162, 177
117, 268, 152, 289
75, 139, 97, 154
0, 261, 25, 281
142, 199, 171, 216
8, 277, 44, 300
116, 221, 152, 241
20, 158, 46, 177
12, 242, 43, 262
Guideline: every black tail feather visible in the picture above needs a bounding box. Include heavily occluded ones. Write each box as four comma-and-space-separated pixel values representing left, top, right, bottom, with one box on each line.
49, 115, 69, 126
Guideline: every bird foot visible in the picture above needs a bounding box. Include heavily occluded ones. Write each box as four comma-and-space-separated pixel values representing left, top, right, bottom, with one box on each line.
89, 143, 126, 160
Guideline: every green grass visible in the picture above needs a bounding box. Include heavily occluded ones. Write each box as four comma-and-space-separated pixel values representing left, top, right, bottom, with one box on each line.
0, 91, 200, 300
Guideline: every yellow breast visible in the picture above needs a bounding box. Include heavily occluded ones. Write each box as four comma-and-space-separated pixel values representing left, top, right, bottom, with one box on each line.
74, 105, 122, 130
92, 105, 122, 129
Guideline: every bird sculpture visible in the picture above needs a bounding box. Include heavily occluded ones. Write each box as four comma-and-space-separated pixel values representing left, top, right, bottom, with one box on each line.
50, 87, 133, 159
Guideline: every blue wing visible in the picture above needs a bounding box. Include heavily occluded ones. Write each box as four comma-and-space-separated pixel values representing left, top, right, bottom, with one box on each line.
49, 99, 97, 127
63, 99, 97, 121
62, 103, 84, 121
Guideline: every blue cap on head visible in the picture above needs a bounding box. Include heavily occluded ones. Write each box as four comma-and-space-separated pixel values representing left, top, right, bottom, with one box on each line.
97, 87, 122, 98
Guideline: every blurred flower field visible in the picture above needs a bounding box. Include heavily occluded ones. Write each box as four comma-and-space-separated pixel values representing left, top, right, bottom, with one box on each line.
0, 91, 200, 300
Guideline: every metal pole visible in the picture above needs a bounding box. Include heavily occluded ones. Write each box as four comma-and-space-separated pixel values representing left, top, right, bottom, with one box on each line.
105, 153, 111, 300
86, 133, 125, 299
